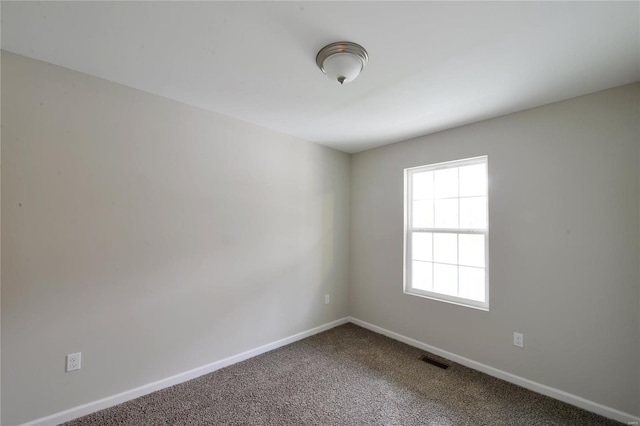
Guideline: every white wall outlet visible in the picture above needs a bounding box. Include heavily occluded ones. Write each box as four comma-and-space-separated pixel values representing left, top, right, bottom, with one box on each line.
66, 352, 81, 372
513, 332, 524, 348
324, 294, 330, 304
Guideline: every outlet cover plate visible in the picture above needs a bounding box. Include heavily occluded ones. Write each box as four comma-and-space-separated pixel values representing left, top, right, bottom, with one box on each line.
513, 332, 524, 348
66, 352, 81, 372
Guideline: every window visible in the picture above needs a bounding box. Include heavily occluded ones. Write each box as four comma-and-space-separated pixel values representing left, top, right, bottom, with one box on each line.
404, 156, 489, 310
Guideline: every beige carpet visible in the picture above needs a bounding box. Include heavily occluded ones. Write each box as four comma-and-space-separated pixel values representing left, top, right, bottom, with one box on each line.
63, 323, 620, 425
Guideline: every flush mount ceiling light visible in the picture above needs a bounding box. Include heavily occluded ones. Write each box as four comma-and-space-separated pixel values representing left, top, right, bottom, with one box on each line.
316, 42, 368, 85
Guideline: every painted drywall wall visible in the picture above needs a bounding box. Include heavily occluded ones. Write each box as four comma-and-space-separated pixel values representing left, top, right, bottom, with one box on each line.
0, 42, 3, 426
1, 51, 350, 425
350, 83, 640, 416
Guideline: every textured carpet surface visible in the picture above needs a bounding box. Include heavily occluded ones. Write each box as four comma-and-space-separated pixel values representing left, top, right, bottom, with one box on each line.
64, 324, 620, 425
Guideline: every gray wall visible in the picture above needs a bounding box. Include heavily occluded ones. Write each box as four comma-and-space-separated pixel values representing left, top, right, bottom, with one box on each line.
350, 83, 640, 416
1, 52, 350, 425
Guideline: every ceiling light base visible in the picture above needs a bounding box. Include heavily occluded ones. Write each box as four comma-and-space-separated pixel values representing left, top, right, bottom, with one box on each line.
316, 42, 368, 84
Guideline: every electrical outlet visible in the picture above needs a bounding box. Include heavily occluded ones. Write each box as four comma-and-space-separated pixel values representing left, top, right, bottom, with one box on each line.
66, 352, 81, 372
324, 294, 330, 304
513, 332, 524, 348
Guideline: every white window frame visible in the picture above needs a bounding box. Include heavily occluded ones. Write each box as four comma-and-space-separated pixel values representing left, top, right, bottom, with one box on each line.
404, 156, 489, 310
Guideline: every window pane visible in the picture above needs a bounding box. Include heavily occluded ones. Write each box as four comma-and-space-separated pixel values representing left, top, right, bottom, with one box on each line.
459, 163, 487, 197
412, 261, 433, 291
434, 263, 457, 296
433, 233, 457, 264
412, 232, 432, 261
412, 200, 434, 228
459, 234, 485, 267
459, 266, 485, 302
434, 168, 458, 199
459, 196, 487, 229
413, 171, 434, 200
434, 198, 458, 228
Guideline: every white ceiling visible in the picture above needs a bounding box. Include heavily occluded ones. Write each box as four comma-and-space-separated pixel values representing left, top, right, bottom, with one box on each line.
2, 1, 639, 153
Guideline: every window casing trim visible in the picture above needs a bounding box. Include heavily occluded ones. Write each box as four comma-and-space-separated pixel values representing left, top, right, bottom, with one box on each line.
404, 156, 489, 310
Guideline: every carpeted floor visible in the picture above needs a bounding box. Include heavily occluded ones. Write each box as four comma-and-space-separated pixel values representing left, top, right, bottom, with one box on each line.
63, 323, 621, 425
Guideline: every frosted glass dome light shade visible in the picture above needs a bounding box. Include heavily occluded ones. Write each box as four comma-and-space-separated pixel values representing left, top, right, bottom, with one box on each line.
322, 53, 362, 84
316, 42, 368, 85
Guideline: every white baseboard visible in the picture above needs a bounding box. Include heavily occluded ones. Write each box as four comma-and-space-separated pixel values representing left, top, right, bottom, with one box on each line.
19, 316, 639, 426
20, 317, 350, 426
348, 316, 639, 425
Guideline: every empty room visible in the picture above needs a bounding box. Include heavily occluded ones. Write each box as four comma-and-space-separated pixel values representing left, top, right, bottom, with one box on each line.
1, 1, 639, 425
